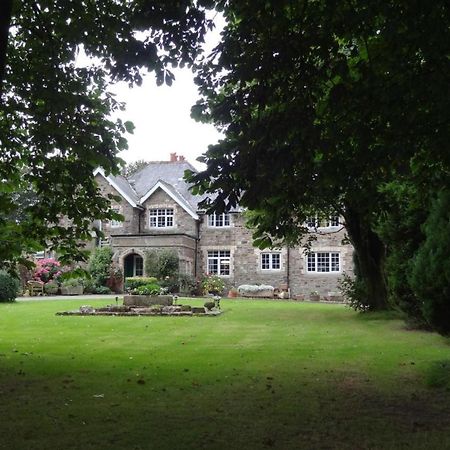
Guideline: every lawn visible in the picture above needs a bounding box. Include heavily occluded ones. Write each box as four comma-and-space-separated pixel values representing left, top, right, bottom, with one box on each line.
1, 298, 450, 449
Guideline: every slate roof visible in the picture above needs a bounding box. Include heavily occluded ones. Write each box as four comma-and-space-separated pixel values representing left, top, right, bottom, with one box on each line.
129, 161, 202, 210
107, 172, 140, 205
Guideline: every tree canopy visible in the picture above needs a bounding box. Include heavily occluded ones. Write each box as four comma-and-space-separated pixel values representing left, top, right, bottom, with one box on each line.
0, 0, 213, 268
187, 0, 450, 311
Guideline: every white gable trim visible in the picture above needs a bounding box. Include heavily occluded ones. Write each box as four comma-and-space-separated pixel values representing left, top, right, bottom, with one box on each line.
140, 181, 199, 220
93, 168, 138, 208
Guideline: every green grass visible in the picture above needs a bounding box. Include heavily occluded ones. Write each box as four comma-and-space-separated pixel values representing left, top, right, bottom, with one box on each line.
1, 298, 450, 449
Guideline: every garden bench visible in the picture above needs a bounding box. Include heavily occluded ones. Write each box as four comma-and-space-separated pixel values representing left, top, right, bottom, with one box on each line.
27, 280, 44, 296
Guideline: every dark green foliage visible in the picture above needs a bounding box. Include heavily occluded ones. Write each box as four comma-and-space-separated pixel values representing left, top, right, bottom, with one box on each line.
180, 305, 192, 312
187, 0, 449, 311
1, 1, 211, 268
376, 181, 429, 327
338, 273, 369, 312
92, 285, 112, 295
87, 247, 113, 287
410, 191, 450, 335
160, 275, 181, 294
0, 270, 19, 302
178, 274, 201, 296
144, 250, 179, 280
125, 277, 158, 291
204, 301, 215, 310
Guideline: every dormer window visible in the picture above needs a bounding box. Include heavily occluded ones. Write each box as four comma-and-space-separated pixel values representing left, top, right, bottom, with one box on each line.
149, 208, 174, 228
208, 212, 231, 228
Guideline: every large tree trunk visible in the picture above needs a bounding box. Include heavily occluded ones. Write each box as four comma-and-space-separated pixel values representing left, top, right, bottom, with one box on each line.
0, 0, 13, 96
344, 205, 388, 310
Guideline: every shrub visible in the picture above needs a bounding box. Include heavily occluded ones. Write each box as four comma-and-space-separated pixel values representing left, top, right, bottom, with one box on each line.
61, 278, 84, 288
82, 278, 95, 294
338, 273, 370, 312
92, 285, 112, 295
132, 283, 161, 296
201, 275, 225, 295
87, 247, 113, 287
160, 275, 180, 293
204, 301, 215, 310
33, 258, 63, 283
125, 277, 158, 291
410, 190, 450, 335
44, 281, 59, 295
180, 305, 191, 311
0, 271, 20, 302
178, 274, 200, 295
144, 249, 179, 279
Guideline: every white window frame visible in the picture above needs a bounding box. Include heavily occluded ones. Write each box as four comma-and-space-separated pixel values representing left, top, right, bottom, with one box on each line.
149, 208, 175, 228
306, 252, 340, 273
110, 207, 123, 228
207, 250, 231, 276
306, 214, 340, 230
261, 252, 281, 271
207, 212, 231, 228
134, 254, 144, 277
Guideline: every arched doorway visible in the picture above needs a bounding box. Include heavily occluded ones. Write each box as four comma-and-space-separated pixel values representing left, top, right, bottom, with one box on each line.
124, 253, 144, 278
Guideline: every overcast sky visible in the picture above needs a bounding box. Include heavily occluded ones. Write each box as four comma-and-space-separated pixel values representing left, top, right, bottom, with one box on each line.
111, 15, 224, 170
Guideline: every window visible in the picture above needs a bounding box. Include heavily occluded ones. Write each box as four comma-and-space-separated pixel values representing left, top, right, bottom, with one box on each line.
207, 250, 231, 276
134, 255, 144, 276
34, 251, 45, 259
149, 208, 174, 228
261, 253, 281, 270
110, 207, 122, 228
307, 252, 340, 273
208, 212, 231, 227
306, 215, 340, 229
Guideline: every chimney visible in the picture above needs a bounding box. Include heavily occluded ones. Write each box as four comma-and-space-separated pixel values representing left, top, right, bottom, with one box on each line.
178, 155, 185, 162
169, 152, 177, 162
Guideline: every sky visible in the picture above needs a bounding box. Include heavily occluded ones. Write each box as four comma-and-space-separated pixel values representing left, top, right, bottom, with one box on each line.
110, 15, 224, 171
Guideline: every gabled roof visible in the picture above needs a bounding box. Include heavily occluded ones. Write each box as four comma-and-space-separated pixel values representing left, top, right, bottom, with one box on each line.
93, 161, 209, 217
129, 161, 204, 211
139, 180, 199, 220
93, 168, 140, 208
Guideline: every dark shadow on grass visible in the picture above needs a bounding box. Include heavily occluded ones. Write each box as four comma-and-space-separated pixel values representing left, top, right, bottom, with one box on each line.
425, 360, 450, 389
355, 309, 405, 321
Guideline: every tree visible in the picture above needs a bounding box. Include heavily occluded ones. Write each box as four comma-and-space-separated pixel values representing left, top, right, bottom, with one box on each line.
0, 0, 212, 269
187, 0, 449, 310
121, 159, 149, 178
409, 189, 450, 334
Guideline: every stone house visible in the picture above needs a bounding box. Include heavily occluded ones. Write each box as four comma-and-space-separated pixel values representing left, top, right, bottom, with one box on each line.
93, 154, 353, 297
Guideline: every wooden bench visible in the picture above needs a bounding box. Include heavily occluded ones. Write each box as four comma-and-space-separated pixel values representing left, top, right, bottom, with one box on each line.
27, 280, 44, 296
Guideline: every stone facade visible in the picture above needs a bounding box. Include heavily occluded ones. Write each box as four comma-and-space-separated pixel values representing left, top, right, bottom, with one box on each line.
93, 160, 354, 297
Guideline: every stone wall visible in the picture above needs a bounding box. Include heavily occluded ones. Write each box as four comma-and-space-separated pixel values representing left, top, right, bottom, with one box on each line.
141, 188, 197, 237
94, 174, 139, 236
94, 173, 353, 297
197, 212, 353, 297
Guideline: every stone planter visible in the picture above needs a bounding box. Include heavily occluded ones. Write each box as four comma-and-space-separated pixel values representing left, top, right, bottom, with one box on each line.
60, 286, 83, 296
238, 285, 275, 298
123, 295, 173, 307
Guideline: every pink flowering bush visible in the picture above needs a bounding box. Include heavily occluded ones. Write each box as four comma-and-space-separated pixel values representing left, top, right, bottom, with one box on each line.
33, 258, 63, 283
